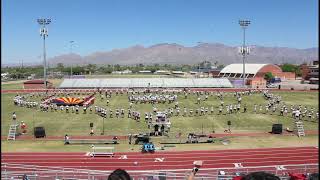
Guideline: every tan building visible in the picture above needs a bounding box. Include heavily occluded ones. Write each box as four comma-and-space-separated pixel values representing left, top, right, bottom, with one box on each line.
300, 60, 319, 84
218, 64, 295, 88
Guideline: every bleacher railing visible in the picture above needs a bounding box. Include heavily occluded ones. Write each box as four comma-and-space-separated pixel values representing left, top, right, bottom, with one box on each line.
2, 163, 318, 180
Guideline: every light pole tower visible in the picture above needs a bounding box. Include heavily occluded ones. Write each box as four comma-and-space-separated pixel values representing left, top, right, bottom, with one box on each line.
238, 20, 250, 88
37, 18, 51, 88
70, 40, 74, 77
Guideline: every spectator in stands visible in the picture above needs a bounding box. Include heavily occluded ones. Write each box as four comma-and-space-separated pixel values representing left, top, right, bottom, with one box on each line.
308, 173, 319, 180
235, 171, 280, 180
187, 168, 198, 180
288, 172, 307, 180
187, 161, 202, 180
108, 169, 131, 180
22, 174, 30, 180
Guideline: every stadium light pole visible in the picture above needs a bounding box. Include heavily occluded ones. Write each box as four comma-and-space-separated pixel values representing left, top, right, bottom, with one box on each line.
198, 63, 200, 78
37, 18, 51, 88
239, 20, 250, 88
70, 41, 74, 77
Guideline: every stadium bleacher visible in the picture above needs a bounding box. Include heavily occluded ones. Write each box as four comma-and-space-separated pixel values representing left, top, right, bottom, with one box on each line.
59, 78, 233, 88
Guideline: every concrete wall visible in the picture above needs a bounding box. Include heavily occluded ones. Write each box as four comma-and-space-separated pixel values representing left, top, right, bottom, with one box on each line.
23, 83, 53, 89
279, 80, 318, 90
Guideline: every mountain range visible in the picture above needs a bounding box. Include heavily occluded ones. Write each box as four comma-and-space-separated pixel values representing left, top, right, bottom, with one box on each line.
28, 43, 320, 66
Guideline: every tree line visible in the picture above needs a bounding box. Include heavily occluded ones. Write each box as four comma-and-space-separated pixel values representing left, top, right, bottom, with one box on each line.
1, 62, 302, 80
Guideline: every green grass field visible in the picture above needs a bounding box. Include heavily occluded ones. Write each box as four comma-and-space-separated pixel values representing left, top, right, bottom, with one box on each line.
1, 80, 318, 152
1, 91, 318, 136
2, 135, 318, 152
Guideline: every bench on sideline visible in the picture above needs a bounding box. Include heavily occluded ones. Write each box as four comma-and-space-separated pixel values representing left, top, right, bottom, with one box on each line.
90, 146, 114, 157
65, 139, 118, 145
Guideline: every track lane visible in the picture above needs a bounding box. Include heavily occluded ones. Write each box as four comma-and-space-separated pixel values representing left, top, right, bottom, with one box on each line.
2, 146, 318, 171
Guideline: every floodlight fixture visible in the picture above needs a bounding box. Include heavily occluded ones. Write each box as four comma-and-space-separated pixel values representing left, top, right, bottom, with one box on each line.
69, 41, 75, 77
239, 20, 251, 27
37, 18, 51, 88
238, 19, 251, 88
37, 18, 51, 25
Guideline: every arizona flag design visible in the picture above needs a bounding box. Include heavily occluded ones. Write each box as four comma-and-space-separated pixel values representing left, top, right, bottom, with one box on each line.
52, 97, 84, 105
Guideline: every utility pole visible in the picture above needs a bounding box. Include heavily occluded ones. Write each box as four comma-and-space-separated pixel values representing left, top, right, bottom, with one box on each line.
37, 18, 51, 88
198, 63, 200, 78
239, 20, 251, 88
70, 41, 74, 77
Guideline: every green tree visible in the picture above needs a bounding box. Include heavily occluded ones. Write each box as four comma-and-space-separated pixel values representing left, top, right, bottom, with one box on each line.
85, 64, 97, 74
199, 61, 211, 68
217, 64, 225, 69
181, 64, 192, 72
114, 64, 121, 71
57, 63, 64, 72
281, 63, 301, 78
295, 68, 302, 77
281, 63, 296, 72
102, 64, 112, 73
264, 72, 274, 82
72, 66, 85, 75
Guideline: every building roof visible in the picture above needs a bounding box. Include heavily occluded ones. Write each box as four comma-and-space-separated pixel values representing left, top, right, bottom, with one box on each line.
220, 64, 268, 75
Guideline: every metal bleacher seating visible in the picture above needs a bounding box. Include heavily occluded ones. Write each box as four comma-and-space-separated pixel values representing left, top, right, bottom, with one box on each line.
59, 78, 233, 89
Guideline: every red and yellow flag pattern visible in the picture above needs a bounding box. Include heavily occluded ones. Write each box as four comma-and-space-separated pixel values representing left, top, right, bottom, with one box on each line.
52, 97, 84, 105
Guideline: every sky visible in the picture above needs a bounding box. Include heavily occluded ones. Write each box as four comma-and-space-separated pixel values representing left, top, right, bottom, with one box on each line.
1, 0, 318, 64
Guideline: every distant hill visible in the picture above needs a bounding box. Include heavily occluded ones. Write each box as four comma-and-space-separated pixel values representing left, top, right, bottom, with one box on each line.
46, 43, 318, 66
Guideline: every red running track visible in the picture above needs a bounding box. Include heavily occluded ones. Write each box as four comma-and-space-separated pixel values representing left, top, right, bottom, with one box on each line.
1, 146, 318, 171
